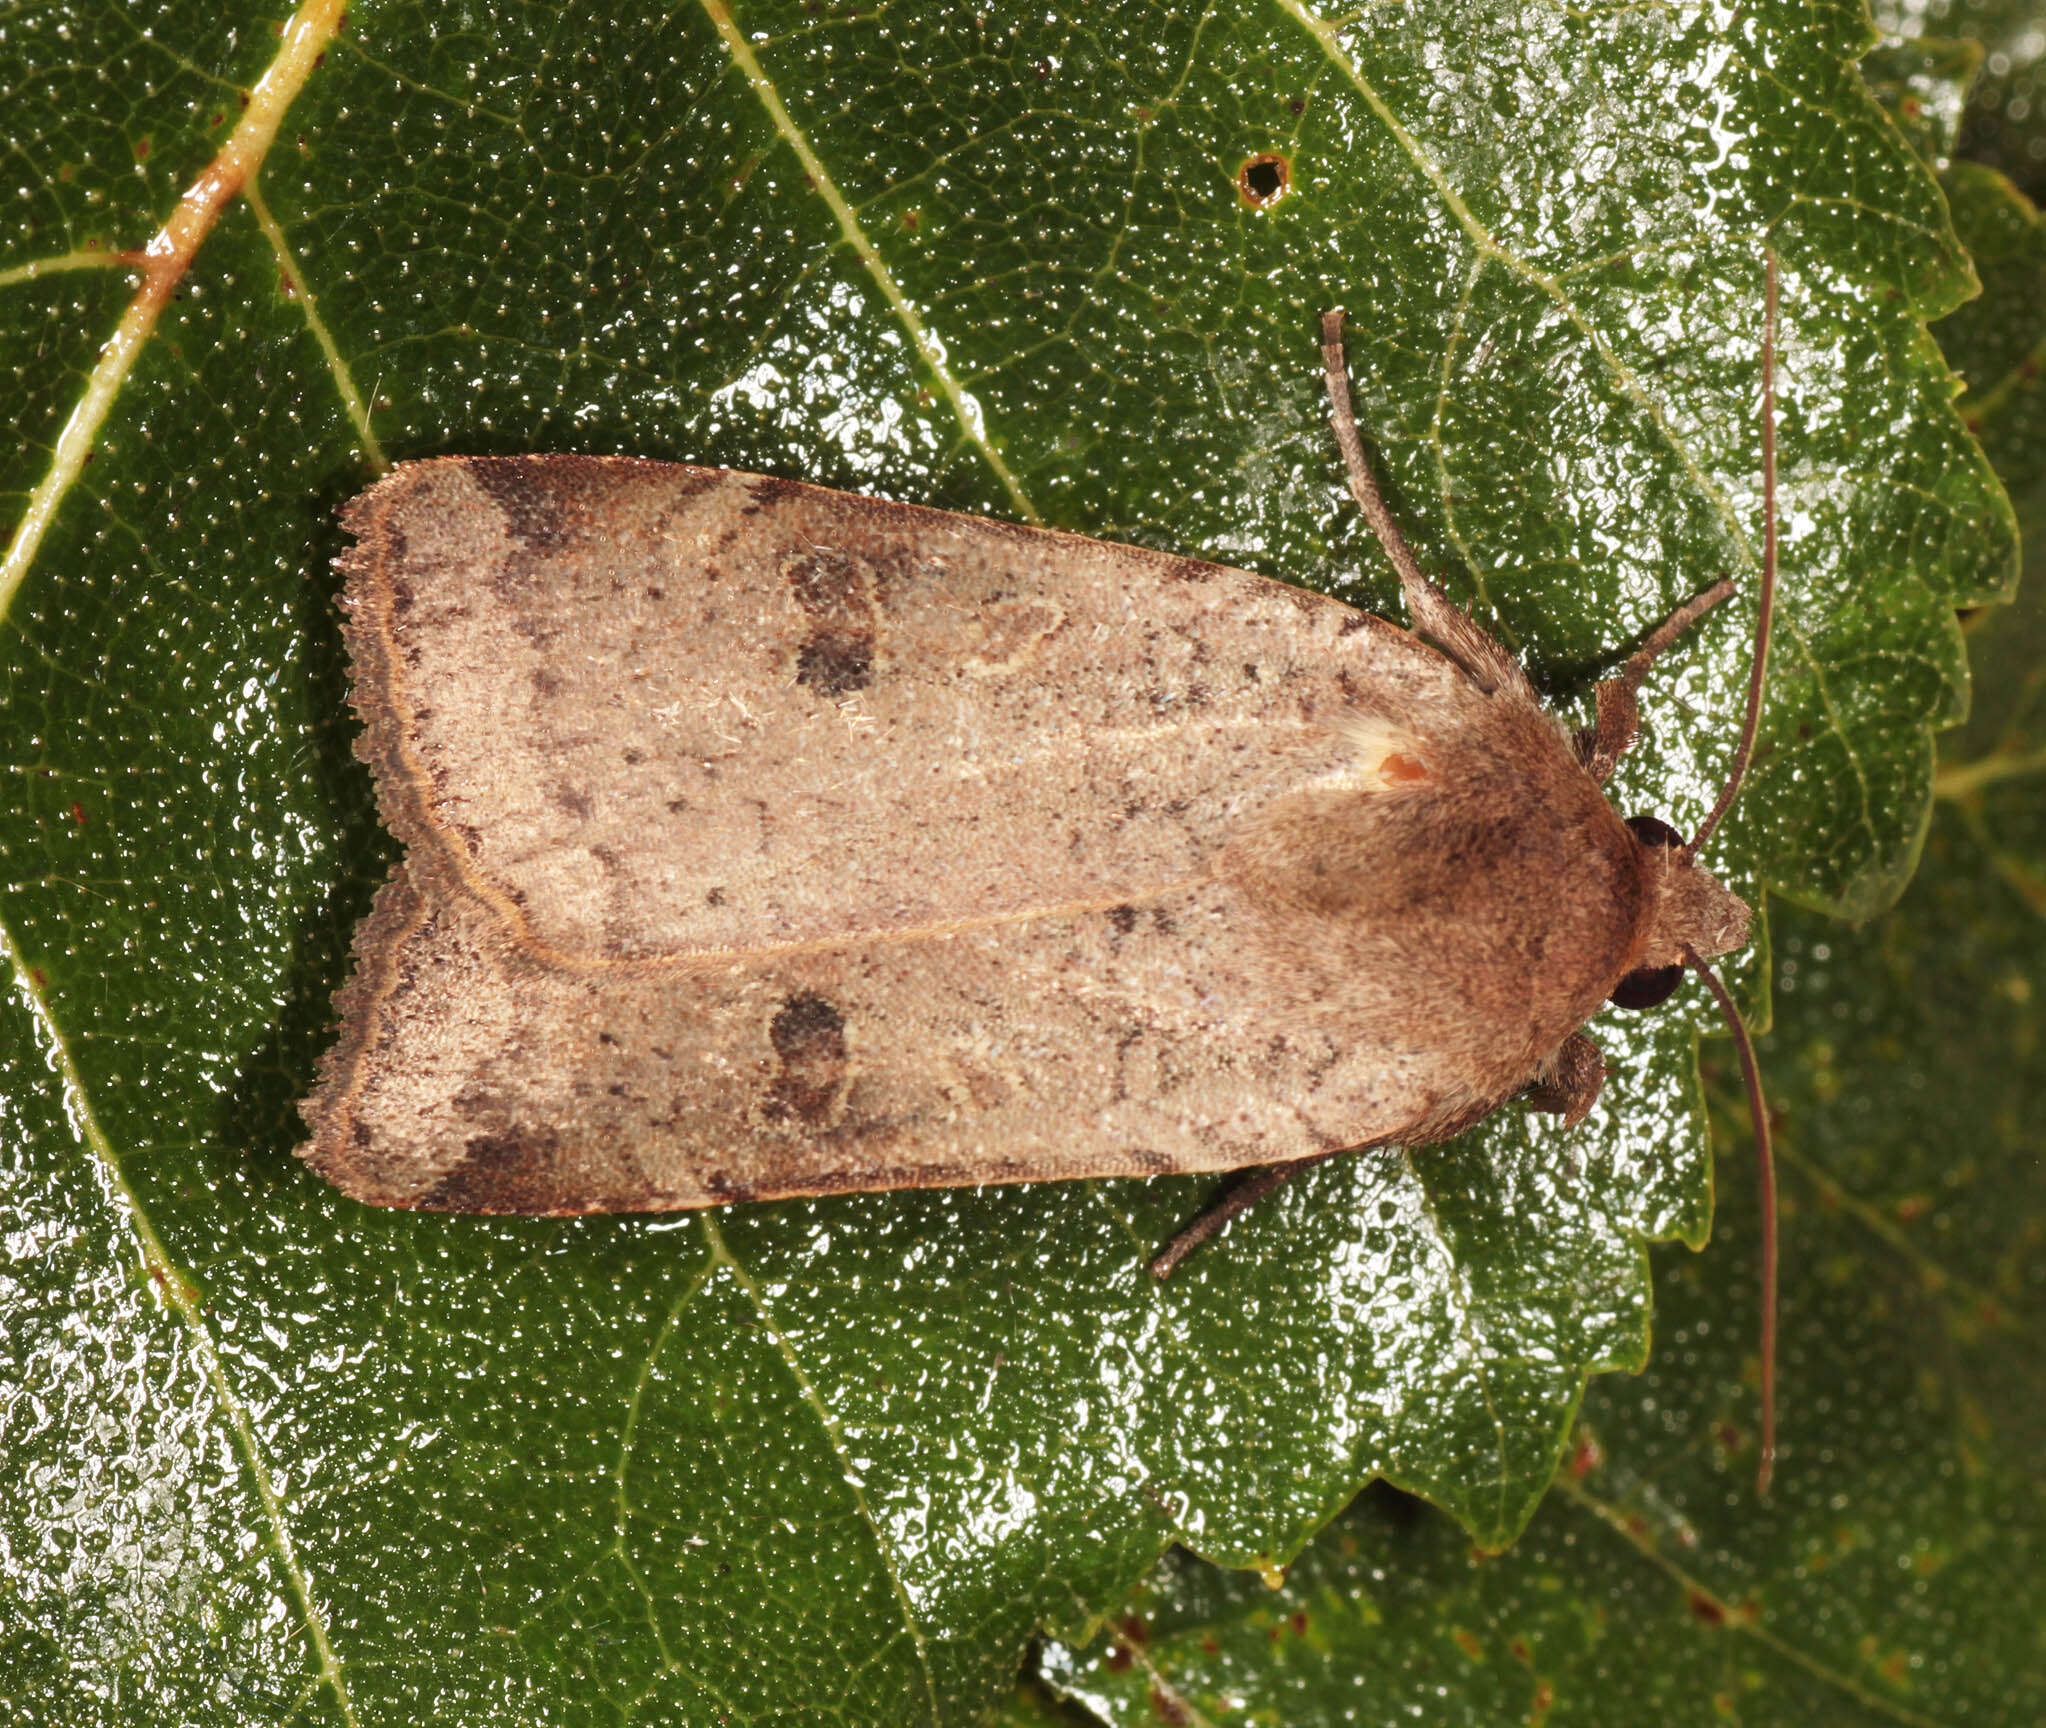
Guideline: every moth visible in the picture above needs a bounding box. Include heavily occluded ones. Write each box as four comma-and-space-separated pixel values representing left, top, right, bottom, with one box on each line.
304, 263, 1784, 1489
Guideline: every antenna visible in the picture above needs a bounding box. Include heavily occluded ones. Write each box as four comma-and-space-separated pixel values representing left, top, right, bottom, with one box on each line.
1685, 947, 1778, 1494
1688, 249, 1780, 857
1682, 248, 1784, 1495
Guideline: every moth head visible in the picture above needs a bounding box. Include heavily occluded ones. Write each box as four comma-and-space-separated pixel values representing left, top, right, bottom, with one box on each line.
1610, 813, 1751, 1009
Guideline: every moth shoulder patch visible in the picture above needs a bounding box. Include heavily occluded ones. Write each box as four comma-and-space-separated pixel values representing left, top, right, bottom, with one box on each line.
1332, 710, 1435, 792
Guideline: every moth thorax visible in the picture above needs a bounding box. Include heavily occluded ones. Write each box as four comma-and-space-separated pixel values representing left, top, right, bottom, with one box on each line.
1642, 854, 1751, 966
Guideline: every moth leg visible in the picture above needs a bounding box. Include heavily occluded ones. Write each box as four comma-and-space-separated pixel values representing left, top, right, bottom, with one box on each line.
1576, 578, 1736, 783
1320, 311, 1537, 704
1149, 1147, 1347, 1280
1523, 1032, 1605, 1127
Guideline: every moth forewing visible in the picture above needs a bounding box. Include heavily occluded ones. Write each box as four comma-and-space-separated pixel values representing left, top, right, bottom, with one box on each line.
309, 457, 1615, 1211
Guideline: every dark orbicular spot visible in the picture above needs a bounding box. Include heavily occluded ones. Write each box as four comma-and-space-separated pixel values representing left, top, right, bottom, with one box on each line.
771, 993, 845, 1063
782, 547, 876, 696
1107, 905, 1139, 935
761, 993, 850, 1126
784, 545, 862, 615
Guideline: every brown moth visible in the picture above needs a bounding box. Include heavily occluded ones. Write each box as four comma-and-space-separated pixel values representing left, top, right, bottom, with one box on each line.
304, 263, 1783, 1487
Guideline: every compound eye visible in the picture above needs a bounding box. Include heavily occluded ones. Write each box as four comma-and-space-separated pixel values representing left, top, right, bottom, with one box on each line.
1610, 964, 1684, 1011
1626, 813, 1685, 850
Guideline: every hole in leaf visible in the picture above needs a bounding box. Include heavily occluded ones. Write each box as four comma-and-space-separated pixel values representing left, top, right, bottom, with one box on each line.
1238, 153, 1290, 207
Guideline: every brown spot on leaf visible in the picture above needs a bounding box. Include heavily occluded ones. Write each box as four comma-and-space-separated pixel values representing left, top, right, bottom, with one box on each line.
1147, 1685, 1190, 1726
1688, 1589, 1728, 1627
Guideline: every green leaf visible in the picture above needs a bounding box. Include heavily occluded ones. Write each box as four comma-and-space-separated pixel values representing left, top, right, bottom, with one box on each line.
0, 2, 2012, 1722
1872, 0, 2046, 202
1039, 670, 2046, 1728
1931, 153, 2046, 893
1860, 32, 1983, 166
1862, 2, 2046, 896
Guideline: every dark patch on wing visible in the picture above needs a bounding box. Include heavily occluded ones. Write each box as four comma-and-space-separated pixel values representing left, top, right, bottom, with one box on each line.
743, 474, 807, 514
797, 630, 873, 697
783, 547, 877, 696
468, 456, 608, 552
426, 1126, 570, 1212
761, 992, 850, 1125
